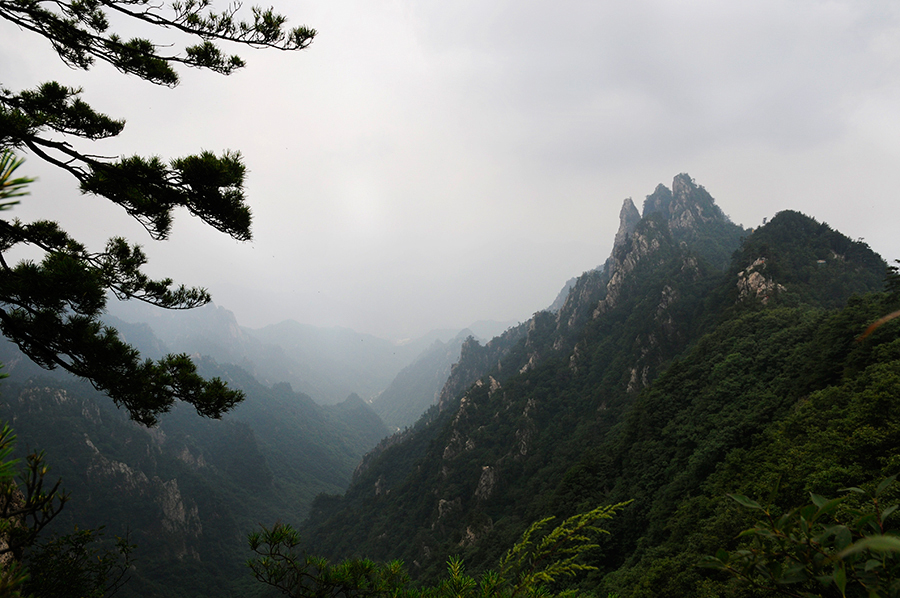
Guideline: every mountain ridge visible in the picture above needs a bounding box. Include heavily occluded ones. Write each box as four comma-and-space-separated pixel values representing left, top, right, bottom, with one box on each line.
298, 174, 888, 590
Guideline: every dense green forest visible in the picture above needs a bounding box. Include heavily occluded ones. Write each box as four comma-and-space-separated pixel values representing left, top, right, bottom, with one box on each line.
294, 177, 898, 597
0, 357, 388, 596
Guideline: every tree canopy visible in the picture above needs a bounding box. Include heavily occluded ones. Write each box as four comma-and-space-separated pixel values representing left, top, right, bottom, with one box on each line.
0, 0, 315, 425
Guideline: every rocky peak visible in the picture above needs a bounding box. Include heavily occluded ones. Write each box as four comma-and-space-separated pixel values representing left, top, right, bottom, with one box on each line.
613, 198, 641, 254
671, 172, 694, 198
595, 174, 744, 313
552, 175, 739, 334
595, 216, 669, 315
642, 183, 673, 217
642, 174, 729, 232
668, 173, 728, 232
435, 326, 527, 412
636, 174, 746, 270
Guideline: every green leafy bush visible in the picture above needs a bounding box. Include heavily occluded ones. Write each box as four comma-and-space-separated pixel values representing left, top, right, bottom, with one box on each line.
703, 477, 900, 597
249, 502, 631, 598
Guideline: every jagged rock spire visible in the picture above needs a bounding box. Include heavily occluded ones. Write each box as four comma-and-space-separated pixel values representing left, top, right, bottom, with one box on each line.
613, 198, 641, 254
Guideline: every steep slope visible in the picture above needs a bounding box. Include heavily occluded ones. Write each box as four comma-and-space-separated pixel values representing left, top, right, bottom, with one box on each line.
371, 330, 473, 431
0, 327, 389, 597
300, 174, 762, 576
589, 292, 900, 596
302, 180, 889, 594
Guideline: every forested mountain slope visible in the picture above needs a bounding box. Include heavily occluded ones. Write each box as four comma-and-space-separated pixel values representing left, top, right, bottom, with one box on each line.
300, 175, 889, 596
592, 290, 900, 596
371, 329, 475, 431
0, 329, 389, 597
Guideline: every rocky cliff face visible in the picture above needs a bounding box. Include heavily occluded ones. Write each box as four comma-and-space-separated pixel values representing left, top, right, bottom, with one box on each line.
642, 174, 744, 269
478, 173, 739, 398
1, 352, 392, 596
736, 257, 785, 303
435, 325, 529, 412
594, 215, 671, 316
644, 174, 727, 230
556, 174, 743, 325
8, 386, 211, 564
372, 330, 493, 431
613, 197, 641, 254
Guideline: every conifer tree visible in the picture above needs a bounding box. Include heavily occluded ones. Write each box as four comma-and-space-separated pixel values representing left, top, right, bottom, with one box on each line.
0, 0, 315, 425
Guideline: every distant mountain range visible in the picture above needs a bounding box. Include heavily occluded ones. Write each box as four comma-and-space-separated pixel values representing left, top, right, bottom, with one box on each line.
104, 299, 517, 405
0, 318, 395, 595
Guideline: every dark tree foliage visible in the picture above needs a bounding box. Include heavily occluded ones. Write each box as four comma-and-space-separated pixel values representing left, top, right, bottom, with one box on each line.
24, 527, 136, 598
251, 503, 629, 598
704, 479, 900, 598
0, 424, 67, 563
730, 210, 885, 309
886, 260, 900, 302
0, 0, 315, 424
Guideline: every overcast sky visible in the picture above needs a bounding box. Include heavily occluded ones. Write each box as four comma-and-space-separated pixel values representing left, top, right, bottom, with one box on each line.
3, 0, 900, 339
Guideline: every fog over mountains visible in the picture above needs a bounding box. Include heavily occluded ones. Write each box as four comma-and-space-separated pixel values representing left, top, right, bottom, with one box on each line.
103, 299, 518, 405
1, 174, 897, 597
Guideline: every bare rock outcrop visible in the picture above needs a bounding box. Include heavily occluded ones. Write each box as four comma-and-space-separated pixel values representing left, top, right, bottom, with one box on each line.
736, 258, 785, 303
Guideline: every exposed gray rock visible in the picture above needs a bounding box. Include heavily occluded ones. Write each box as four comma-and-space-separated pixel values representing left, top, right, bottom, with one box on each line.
737, 257, 785, 303
474, 465, 496, 500
613, 197, 641, 253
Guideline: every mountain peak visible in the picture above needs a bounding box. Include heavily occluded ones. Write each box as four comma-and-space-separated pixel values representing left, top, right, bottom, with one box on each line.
671, 172, 695, 197
729, 209, 886, 309
642, 183, 673, 218
642, 174, 728, 229
343, 392, 365, 406
633, 174, 745, 270
669, 173, 729, 230
613, 197, 641, 254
